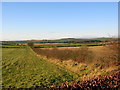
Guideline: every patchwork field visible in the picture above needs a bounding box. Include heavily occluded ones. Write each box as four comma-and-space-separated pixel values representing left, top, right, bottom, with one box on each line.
2, 41, 119, 89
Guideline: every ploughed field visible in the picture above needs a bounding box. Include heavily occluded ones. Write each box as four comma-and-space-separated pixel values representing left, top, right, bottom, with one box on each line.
2, 47, 77, 88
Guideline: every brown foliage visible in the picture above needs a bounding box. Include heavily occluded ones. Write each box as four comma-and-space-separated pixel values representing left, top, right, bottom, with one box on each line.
105, 41, 119, 67
28, 42, 34, 47
32, 47, 93, 63
50, 71, 120, 90
32, 41, 119, 69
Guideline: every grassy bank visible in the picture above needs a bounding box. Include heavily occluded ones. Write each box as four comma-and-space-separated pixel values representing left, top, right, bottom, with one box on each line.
32, 45, 118, 68
32, 45, 119, 81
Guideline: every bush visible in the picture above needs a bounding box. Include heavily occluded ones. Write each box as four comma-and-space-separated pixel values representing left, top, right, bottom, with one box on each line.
28, 43, 34, 47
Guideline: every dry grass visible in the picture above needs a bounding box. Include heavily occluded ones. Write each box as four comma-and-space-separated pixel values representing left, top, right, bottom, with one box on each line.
32, 42, 119, 80
33, 44, 119, 68
33, 47, 93, 63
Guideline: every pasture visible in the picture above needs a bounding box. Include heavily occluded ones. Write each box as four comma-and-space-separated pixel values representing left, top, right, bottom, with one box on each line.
2, 47, 77, 88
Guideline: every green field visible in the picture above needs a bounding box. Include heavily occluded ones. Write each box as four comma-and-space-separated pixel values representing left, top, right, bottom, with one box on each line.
2, 37, 115, 48
32, 43, 105, 48
2, 41, 119, 89
1, 43, 105, 48
2, 47, 77, 88
0, 44, 26, 48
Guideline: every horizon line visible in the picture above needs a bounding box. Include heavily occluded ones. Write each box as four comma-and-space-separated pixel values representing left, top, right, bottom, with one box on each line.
1, 36, 118, 41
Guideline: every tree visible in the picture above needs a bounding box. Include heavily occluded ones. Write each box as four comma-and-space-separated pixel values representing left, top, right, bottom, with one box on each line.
27, 42, 34, 47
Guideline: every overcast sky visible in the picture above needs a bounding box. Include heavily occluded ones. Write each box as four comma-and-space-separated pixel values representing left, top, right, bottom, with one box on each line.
2, 2, 118, 40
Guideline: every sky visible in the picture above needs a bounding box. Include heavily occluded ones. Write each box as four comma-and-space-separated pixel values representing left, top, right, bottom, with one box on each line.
2, 2, 118, 40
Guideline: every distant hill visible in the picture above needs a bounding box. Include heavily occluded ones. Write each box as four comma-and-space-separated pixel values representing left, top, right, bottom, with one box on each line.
2, 37, 118, 45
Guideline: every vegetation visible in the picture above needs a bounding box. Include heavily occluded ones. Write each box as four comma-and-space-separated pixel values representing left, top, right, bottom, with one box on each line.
2, 38, 119, 89
1, 45, 24, 48
2, 37, 115, 44
32, 47, 93, 63
50, 71, 120, 89
2, 47, 77, 88
32, 43, 119, 81
32, 44, 119, 69
33, 43, 105, 48
27, 42, 34, 47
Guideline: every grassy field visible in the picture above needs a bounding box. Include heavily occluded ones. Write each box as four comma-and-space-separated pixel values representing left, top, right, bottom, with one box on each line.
2, 41, 119, 89
1, 44, 26, 48
33, 43, 105, 48
2, 47, 78, 88
1, 42, 105, 48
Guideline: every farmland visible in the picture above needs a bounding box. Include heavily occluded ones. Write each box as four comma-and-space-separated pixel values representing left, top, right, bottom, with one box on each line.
2, 47, 78, 88
32, 45, 119, 78
2, 1, 119, 89
1, 38, 119, 89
